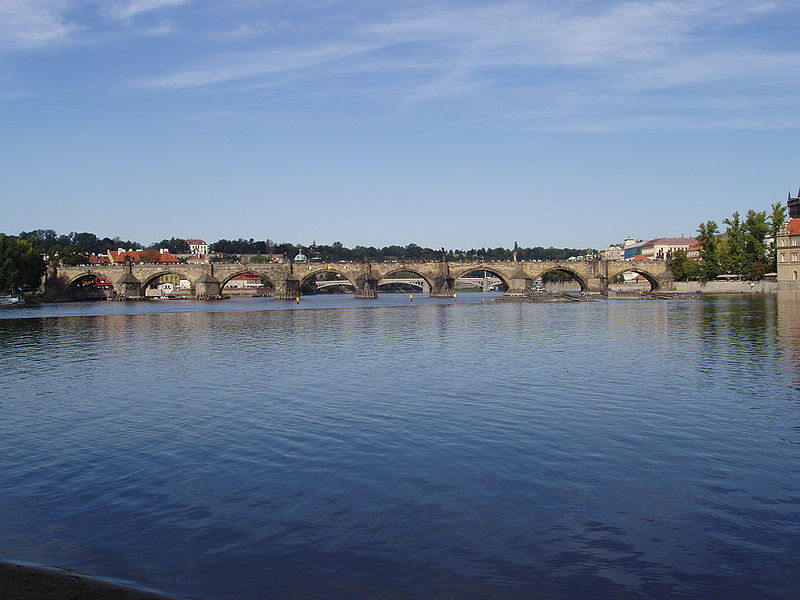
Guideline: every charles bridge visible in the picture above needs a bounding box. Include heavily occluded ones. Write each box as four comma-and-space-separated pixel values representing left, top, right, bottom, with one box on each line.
45, 258, 675, 300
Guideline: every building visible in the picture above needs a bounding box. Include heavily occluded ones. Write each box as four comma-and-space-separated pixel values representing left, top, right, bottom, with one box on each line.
777, 190, 800, 288
107, 248, 180, 264
599, 244, 624, 261
624, 240, 646, 259
224, 274, 264, 289
186, 239, 209, 257
642, 237, 697, 260
686, 243, 702, 259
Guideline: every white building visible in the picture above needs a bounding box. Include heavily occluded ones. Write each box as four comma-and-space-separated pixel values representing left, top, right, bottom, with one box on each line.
186, 239, 209, 257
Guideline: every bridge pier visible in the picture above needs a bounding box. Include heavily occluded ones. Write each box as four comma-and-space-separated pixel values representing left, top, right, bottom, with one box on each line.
195, 272, 222, 299
43, 263, 66, 301
585, 277, 607, 294
355, 274, 378, 299
430, 275, 455, 297
275, 276, 301, 300
655, 276, 674, 291
115, 271, 142, 299
505, 268, 533, 296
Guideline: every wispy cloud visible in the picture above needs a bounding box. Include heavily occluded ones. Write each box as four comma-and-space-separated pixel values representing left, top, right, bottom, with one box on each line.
106, 0, 191, 20
4, 0, 798, 132
0, 0, 79, 49
134, 41, 386, 89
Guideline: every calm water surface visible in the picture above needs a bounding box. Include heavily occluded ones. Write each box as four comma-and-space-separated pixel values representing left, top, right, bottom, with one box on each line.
1, 294, 799, 599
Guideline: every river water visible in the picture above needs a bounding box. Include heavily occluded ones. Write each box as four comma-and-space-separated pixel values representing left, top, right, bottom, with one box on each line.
1, 293, 799, 599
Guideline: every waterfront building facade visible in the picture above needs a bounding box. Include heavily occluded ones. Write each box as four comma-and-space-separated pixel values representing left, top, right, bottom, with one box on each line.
777, 191, 800, 289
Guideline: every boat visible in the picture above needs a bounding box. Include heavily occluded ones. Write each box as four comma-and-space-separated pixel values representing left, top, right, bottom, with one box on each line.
0, 296, 24, 306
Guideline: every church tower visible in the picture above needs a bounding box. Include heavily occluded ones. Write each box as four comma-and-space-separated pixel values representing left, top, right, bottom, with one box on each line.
788, 188, 800, 219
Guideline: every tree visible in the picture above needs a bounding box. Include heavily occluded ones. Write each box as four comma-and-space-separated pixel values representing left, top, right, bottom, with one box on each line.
138, 249, 162, 264
768, 202, 787, 273
722, 212, 746, 274
669, 249, 699, 281
0, 234, 46, 292
696, 220, 720, 281
154, 238, 189, 253
743, 209, 768, 279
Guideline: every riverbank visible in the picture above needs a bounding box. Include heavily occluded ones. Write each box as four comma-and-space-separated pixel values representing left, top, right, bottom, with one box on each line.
0, 561, 177, 600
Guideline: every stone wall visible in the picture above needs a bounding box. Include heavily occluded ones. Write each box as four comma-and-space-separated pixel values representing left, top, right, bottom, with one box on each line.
673, 281, 777, 293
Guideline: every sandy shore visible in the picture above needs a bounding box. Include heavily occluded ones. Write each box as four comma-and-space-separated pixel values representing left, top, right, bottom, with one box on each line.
0, 561, 178, 600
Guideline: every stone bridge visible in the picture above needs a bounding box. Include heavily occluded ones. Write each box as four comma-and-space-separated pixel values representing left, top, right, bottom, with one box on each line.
45, 259, 675, 300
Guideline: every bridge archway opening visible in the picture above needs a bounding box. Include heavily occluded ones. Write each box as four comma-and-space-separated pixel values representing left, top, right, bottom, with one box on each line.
221, 272, 274, 296
538, 268, 587, 292
301, 269, 356, 295
378, 269, 433, 294
141, 272, 193, 297
66, 274, 115, 300
454, 269, 508, 293
608, 269, 657, 292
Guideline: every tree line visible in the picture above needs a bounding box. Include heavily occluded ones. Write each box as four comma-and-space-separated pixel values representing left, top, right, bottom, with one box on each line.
670, 203, 787, 281
12, 230, 594, 264
210, 238, 593, 262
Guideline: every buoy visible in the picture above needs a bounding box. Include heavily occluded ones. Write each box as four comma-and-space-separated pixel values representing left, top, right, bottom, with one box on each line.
453, 293, 457, 300
409, 294, 414, 302
296, 297, 300, 303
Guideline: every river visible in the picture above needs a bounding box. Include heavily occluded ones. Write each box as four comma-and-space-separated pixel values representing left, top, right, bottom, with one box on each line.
1, 293, 798, 599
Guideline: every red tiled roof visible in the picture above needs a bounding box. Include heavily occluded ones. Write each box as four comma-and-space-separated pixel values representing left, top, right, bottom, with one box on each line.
787, 219, 800, 235
108, 250, 180, 264
632, 255, 651, 261
231, 274, 261, 280
642, 237, 697, 247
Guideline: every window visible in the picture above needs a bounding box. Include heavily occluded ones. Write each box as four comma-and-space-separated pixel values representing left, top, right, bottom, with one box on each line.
780, 253, 786, 262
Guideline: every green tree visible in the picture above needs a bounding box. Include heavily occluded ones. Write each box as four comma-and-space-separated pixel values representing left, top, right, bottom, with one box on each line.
0, 234, 46, 293
767, 202, 787, 273
669, 249, 699, 281
153, 238, 189, 253
743, 209, 768, 279
722, 212, 746, 274
696, 220, 721, 281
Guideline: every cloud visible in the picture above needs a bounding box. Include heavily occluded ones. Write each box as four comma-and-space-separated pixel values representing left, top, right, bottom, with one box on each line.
107, 0, 191, 20
0, 0, 78, 49
134, 41, 385, 89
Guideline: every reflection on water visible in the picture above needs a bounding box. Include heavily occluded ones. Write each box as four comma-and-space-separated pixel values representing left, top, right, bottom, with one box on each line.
1, 294, 799, 600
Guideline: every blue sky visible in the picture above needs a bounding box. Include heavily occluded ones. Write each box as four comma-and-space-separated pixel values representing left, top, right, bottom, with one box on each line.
2, 0, 799, 249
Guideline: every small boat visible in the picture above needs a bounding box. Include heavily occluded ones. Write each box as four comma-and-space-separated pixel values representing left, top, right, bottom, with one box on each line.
0, 296, 24, 306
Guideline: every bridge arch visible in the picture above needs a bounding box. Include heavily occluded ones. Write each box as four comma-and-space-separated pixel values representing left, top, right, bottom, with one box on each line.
65, 272, 115, 298
377, 268, 435, 292
532, 267, 588, 292
220, 269, 275, 290
298, 268, 358, 293
451, 266, 511, 291
606, 267, 660, 291
65, 271, 95, 291
139, 270, 193, 294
